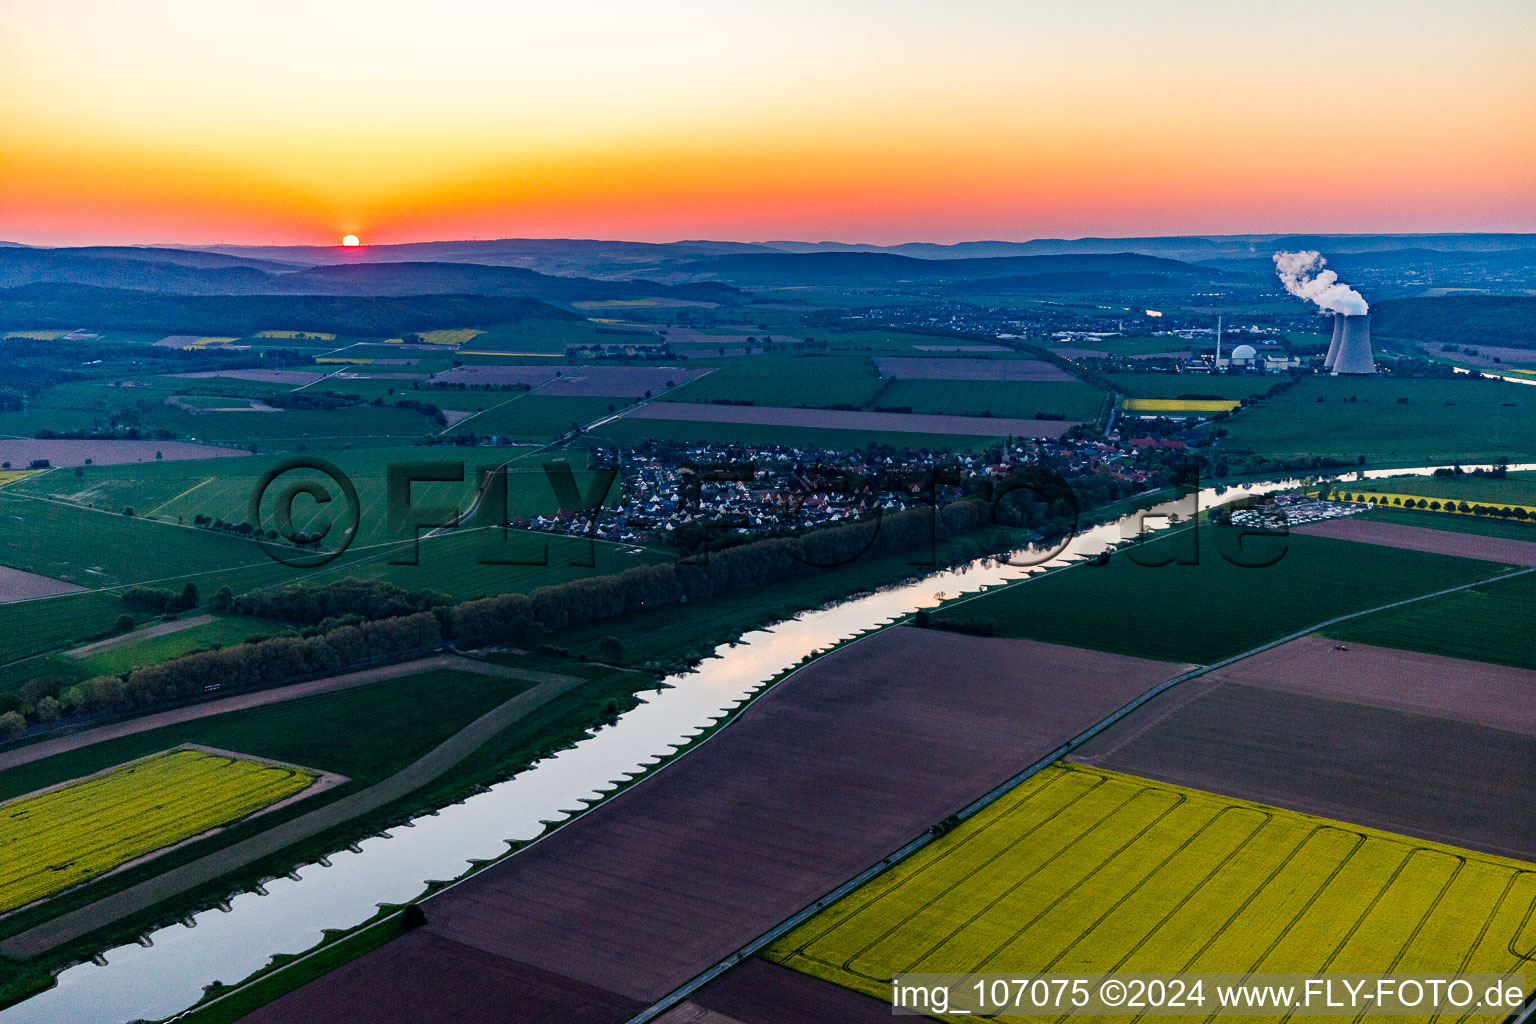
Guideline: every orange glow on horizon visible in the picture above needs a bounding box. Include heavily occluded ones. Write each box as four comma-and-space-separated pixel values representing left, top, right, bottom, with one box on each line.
2, 0, 1533, 246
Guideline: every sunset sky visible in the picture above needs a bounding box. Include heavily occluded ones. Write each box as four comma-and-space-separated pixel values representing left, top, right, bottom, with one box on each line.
2, 0, 1533, 246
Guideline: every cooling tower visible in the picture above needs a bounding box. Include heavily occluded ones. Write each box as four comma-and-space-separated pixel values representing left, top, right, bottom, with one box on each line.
1331, 313, 1375, 375
1323, 313, 1343, 370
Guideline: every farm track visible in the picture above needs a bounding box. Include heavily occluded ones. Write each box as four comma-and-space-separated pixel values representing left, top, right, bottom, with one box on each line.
0, 654, 570, 773
62, 614, 214, 659
0, 667, 588, 959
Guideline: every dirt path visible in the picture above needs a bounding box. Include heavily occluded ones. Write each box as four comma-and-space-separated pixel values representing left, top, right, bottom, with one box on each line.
0, 654, 575, 773
63, 614, 215, 659
0, 670, 587, 959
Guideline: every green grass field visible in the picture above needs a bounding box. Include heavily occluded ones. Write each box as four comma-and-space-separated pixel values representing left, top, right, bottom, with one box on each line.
1100, 371, 1277, 400
931, 529, 1498, 663
875, 379, 1104, 420
591, 415, 1003, 452
307, 528, 668, 602
456, 395, 625, 439
0, 493, 267, 586
1220, 375, 1536, 463
10, 447, 621, 548
462, 319, 624, 355
72, 615, 293, 678
1324, 568, 1536, 670
1349, 471, 1536, 507
768, 763, 1536, 1020
1362, 504, 1536, 540
1046, 335, 1191, 356
0, 668, 533, 802
659, 355, 884, 409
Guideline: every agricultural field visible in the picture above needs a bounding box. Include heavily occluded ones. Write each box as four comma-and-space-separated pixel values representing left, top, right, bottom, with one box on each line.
70, 614, 294, 678
659, 355, 884, 408
594, 413, 1023, 452
876, 379, 1105, 420
412, 329, 483, 346
767, 763, 1536, 1017
1347, 470, 1536, 507
1324, 567, 1536, 670
1121, 397, 1239, 413
1219, 375, 1536, 463
0, 492, 269, 586
1363, 503, 1536, 540
461, 319, 617, 355
799, 329, 968, 354
1099, 371, 1278, 400
873, 356, 1076, 382
7, 445, 621, 548
453, 394, 626, 439
0, 749, 316, 912
1044, 335, 1192, 357
0, 668, 540, 803
931, 530, 1498, 664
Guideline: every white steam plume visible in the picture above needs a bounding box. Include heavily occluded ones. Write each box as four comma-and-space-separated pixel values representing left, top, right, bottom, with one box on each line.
1272, 250, 1368, 315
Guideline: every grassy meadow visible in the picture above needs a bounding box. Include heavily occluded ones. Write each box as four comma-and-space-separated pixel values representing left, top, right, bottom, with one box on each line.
1220, 375, 1536, 463
930, 529, 1498, 664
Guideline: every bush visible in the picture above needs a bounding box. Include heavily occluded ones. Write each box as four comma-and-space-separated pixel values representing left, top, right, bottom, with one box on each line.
116, 614, 135, 633
0, 711, 27, 741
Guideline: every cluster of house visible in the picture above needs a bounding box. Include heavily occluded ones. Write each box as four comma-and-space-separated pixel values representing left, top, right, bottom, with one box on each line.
515, 435, 1171, 547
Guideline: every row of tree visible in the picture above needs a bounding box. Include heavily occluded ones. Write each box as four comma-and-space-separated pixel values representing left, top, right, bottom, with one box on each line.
12, 490, 1032, 734
60, 613, 442, 717
221, 578, 452, 625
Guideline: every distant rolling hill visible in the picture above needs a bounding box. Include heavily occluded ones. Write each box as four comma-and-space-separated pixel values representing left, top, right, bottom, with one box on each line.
0, 283, 577, 337
0, 247, 739, 306
669, 250, 1237, 287
1371, 296, 1536, 349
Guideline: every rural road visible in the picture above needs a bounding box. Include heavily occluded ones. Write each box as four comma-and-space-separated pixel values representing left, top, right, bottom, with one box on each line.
0, 654, 574, 773
0, 667, 588, 959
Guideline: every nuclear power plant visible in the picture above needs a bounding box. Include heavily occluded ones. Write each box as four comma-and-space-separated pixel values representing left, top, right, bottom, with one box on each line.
1323, 313, 1344, 370
1330, 313, 1375, 375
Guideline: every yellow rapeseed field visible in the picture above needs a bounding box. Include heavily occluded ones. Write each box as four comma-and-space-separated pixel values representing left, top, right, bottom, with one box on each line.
1121, 397, 1241, 413
769, 764, 1536, 1023
185, 336, 240, 348
2, 330, 66, 341
0, 470, 41, 488
415, 329, 484, 346
0, 749, 315, 912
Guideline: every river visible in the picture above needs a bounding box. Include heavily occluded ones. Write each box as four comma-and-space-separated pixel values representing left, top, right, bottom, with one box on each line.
3, 463, 1528, 1024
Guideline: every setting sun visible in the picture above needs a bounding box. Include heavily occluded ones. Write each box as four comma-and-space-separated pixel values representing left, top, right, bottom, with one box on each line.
341, 234, 360, 246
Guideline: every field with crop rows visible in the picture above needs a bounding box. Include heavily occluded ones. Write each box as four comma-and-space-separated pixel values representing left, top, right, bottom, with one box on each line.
0, 749, 315, 912
459, 395, 623, 440
1324, 568, 1536, 670
660, 356, 884, 409
8, 447, 618, 548
1349, 471, 1536, 507
593, 414, 1019, 452
768, 764, 1536, 1020
1121, 397, 1240, 413
1098, 372, 1276, 400
1364, 504, 1536, 541
1220, 375, 1536, 463
934, 530, 1496, 663
877, 379, 1103, 420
